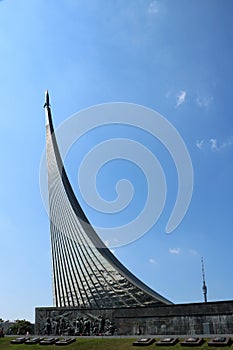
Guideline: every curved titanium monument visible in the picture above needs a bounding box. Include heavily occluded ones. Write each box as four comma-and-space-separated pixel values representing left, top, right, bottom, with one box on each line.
45, 91, 171, 309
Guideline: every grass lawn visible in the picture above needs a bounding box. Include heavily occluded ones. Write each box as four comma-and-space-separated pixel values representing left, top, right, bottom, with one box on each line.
1, 337, 233, 350
1, 337, 134, 350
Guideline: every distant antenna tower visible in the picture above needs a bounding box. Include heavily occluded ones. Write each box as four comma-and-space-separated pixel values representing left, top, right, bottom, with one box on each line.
201, 257, 207, 303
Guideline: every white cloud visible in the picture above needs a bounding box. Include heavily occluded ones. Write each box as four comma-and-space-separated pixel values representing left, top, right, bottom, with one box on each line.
149, 258, 156, 264
210, 138, 233, 151
196, 140, 204, 150
147, 1, 159, 14
196, 138, 233, 151
210, 138, 217, 151
196, 95, 213, 108
219, 139, 233, 150
176, 90, 186, 107
169, 248, 180, 254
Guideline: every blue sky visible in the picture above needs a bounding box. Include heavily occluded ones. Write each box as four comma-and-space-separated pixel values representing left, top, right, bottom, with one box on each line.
0, 0, 233, 322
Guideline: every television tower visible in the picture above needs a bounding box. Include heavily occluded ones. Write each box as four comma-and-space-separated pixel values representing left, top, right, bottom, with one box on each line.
201, 257, 207, 303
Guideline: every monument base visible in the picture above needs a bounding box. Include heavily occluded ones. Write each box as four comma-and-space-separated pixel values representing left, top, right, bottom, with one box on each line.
35, 300, 233, 336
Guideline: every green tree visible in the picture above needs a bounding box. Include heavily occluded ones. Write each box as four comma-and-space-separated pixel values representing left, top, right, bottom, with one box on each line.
9, 319, 33, 335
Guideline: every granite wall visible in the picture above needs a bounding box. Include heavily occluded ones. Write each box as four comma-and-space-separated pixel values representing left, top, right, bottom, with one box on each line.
35, 300, 233, 335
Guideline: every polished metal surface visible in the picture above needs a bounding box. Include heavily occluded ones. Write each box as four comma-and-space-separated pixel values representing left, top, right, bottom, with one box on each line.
45, 92, 172, 308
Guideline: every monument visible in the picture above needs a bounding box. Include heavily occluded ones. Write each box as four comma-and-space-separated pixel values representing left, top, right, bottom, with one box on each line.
35, 92, 233, 336
44, 90, 171, 309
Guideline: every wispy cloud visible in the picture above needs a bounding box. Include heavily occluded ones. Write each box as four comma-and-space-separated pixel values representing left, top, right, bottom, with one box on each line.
176, 90, 186, 107
147, 1, 159, 14
165, 90, 171, 99
211, 138, 233, 151
196, 138, 233, 151
189, 249, 198, 256
169, 248, 180, 255
196, 95, 213, 109
221, 139, 233, 149
210, 138, 217, 151
196, 140, 204, 150
149, 258, 156, 264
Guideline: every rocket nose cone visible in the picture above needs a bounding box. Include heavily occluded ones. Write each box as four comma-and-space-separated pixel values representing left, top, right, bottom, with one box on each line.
45, 90, 50, 106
